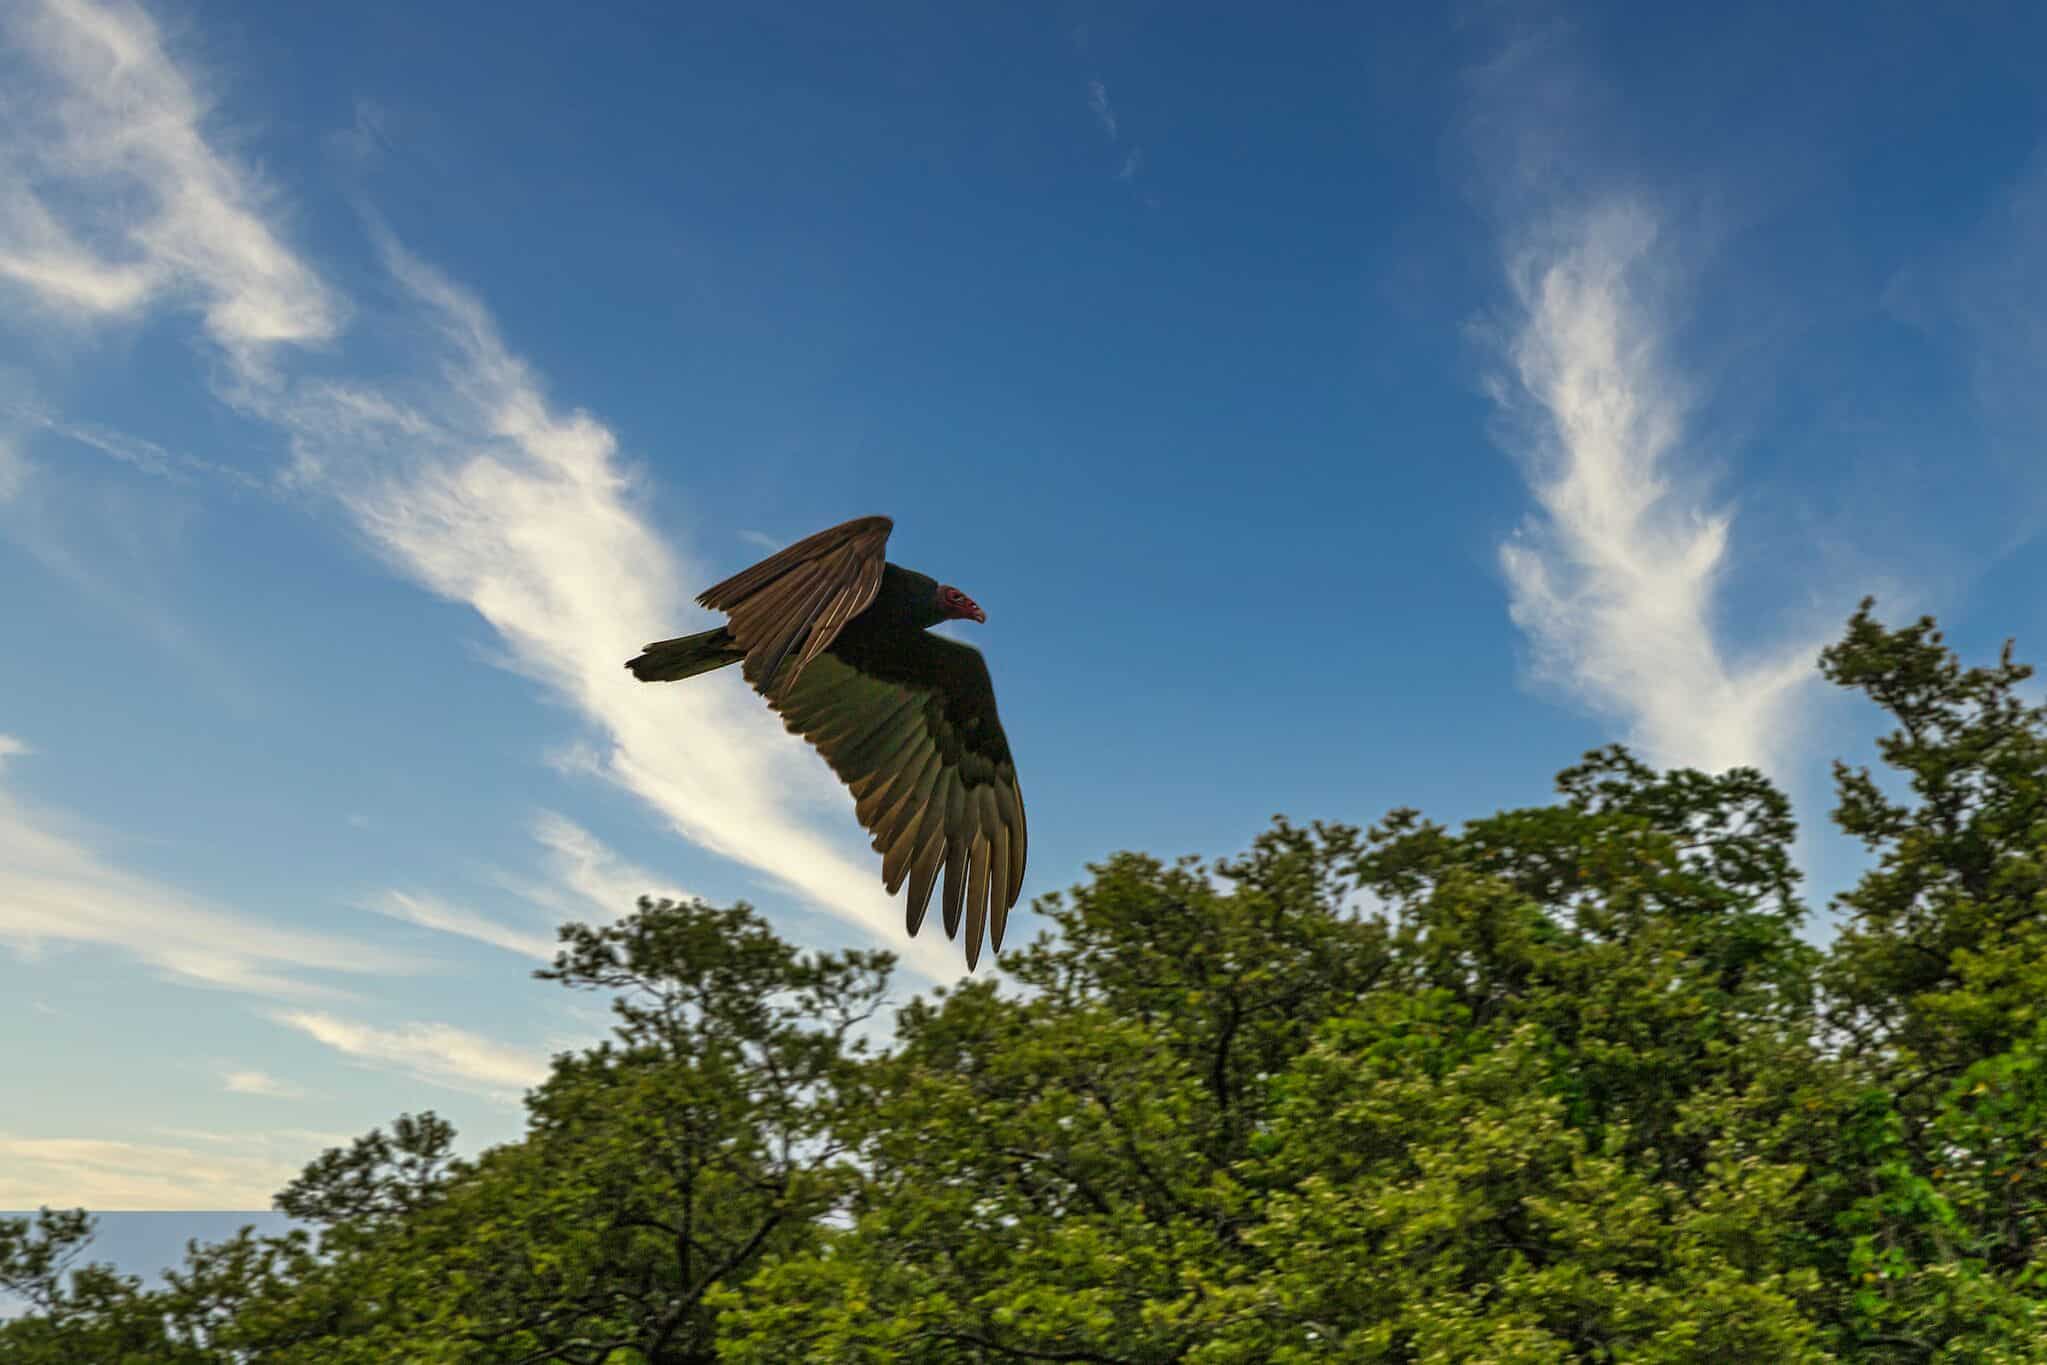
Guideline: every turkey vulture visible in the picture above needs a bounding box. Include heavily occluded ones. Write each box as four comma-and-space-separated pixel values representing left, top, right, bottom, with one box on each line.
625, 516, 1026, 970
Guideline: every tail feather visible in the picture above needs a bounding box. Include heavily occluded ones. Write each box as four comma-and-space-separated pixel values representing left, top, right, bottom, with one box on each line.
625, 627, 744, 683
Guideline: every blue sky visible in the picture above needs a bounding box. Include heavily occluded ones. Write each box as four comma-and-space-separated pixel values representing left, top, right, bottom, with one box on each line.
1, 0, 2044, 1210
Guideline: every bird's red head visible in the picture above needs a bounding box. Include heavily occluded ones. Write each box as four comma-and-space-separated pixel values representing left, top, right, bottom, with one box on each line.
937, 585, 986, 624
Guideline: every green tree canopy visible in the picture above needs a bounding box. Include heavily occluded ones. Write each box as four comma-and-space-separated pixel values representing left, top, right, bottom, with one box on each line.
7, 600, 2047, 1361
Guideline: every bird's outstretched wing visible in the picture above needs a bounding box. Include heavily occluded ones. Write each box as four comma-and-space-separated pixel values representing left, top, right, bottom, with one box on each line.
747, 631, 1027, 970
697, 515, 894, 693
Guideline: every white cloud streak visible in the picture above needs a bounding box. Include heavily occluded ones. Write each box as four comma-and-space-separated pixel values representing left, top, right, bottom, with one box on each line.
1490, 199, 1815, 775
153, 1124, 350, 1148
6, 402, 264, 489
265, 241, 968, 982
1454, 20, 1826, 779
274, 1010, 550, 1100
374, 815, 696, 963
221, 1069, 306, 1099
1088, 79, 1118, 140
529, 810, 690, 918
0, 1132, 304, 1209
369, 889, 559, 963
0, 0, 340, 375
0, 0, 973, 985
0, 752, 419, 999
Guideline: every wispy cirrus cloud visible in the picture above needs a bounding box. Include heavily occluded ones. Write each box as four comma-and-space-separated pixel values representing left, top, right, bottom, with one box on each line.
1079, 74, 1143, 189
0, 741, 417, 999
221, 1069, 307, 1100
0, 0, 341, 375
0, 0, 970, 984
369, 890, 559, 963
262, 237, 966, 982
0, 1132, 307, 1209
273, 1010, 550, 1101
1087, 78, 1118, 140
5, 402, 263, 490
1487, 199, 1816, 775
526, 811, 691, 920
374, 814, 696, 961
1460, 25, 1820, 777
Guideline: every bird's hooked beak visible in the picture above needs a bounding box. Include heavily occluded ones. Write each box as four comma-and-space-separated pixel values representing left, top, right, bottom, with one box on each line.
940, 585, 986, 624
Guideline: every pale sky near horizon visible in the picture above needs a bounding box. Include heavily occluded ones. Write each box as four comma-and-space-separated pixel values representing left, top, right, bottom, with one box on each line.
3, 0, 2045, 1209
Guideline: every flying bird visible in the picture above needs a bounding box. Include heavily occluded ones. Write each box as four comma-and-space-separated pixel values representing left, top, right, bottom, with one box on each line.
625, 516, 1026, 970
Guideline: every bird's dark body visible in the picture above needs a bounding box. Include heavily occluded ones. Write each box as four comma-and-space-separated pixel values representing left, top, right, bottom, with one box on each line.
630, 565, 1015, 770
860, 563, 947, 632
624, 516, 1025, 969
820, 566, 1015, 764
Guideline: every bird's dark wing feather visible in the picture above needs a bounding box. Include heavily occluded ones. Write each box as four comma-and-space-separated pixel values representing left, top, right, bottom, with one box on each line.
746, 632, 1026, 970
697, 515, 893, 692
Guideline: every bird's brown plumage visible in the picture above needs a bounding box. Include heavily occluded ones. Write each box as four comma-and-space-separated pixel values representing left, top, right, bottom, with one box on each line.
634, 515, 1027, 969
695, 515, 894, 694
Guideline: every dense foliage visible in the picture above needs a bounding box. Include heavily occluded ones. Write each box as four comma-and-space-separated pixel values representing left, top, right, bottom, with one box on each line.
8, 600, 2047, 1362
